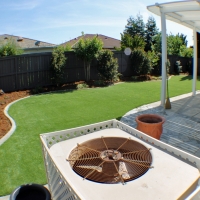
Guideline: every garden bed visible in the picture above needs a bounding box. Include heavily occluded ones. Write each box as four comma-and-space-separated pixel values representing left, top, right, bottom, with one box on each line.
0, 90, 30, 139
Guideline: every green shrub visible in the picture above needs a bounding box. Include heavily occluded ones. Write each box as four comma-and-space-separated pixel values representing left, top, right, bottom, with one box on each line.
130, 48, 152, 76
149, 52, 161, 75
51, 46, 66, 86
186, 60, 192, 74
94, 80, 106, 87
131, 76, 138, 81
174, 60, 182, 75
0, 38, 23, 57
76, 83, 89, 89
166, 59, 171, 74
97, 50, 120, 82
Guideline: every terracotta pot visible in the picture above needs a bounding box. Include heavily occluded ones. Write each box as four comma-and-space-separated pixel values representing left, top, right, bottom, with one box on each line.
135, 114, 165, 140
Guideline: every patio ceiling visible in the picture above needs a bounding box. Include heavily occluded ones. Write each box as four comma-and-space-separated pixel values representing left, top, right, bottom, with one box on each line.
147, 0, 200, 32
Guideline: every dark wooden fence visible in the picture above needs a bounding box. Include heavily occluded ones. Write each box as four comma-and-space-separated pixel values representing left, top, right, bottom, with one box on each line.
0, 51, 197, 92
0, 52, 132, 92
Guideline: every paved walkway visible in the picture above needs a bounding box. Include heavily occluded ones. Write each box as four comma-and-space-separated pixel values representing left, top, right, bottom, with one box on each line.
120, 92, 200, 158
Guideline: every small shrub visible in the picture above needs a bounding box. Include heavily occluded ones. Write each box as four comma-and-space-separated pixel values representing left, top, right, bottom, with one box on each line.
131, 76, 138, 81
0, 38, 23, 57
147, 51, 160, 75
166, 59, 171, 74
130, 48, 152, 76
76, 83, 89, 89
186, 60, 192, 74
51, 46, 66, 86
174, 60, 182, 75
31, 86, 44, 94
97, 50, 120, 82
94, 80, 106, 87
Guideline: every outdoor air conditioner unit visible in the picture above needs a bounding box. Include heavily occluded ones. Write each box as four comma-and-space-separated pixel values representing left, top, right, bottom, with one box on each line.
40, 119, 200, 200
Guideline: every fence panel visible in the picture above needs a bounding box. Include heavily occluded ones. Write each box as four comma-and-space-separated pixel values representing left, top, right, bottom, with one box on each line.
0, 51, 197, 92
114, 52, 132, 77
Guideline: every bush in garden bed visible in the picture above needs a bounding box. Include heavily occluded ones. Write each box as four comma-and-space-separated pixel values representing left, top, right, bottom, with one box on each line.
97, 50, 120, 82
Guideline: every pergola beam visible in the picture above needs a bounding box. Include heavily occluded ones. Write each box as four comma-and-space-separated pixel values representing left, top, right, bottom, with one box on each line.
160, 12, 167, 106
192, 28, 198, 96
181, 16, 200, 21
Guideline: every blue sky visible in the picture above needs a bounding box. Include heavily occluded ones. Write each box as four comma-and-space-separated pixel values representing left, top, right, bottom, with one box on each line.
1, 0, 193, 46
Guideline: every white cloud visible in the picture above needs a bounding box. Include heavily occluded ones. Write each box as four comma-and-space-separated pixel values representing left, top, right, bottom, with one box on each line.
0, 0, 194, 46
1, 0, 41, 10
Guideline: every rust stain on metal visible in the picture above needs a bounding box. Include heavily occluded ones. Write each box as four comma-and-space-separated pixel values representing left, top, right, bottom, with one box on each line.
67, 137, 153, 184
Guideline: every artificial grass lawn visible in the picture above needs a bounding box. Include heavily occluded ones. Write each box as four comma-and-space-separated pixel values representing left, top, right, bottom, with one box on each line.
0, 75, 199, 196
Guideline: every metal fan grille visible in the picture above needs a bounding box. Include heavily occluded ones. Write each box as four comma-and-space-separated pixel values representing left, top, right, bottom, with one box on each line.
67, 137, 152, 184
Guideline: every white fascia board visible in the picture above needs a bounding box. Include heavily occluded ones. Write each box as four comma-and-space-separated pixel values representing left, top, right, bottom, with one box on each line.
160, 5, 200, 13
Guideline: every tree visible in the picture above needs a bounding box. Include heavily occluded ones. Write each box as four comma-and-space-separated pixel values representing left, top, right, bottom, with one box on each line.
167, 34, 185, 55
179, 45, 193, 57
167, 33, 189, 56
151, 32, 162, 54
97, 50, 119, 82
145, 16, 159, 51
75, 36, 103, 81
0, 38, 23, 57
51, 46, 66, 86
178, 33, 188, 46
120, 33, 146, 51
124, 14, 145, 39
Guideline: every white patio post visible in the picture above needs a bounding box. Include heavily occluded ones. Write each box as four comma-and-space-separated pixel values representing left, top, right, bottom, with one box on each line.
192, 28, 197, 96
160, 12, 167, 106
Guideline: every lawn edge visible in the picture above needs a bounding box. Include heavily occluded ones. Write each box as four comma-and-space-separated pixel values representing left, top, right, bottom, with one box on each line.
0, 96, 30, 146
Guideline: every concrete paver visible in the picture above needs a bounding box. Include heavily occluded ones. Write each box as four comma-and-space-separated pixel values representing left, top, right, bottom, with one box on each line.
120, 92, 200, 158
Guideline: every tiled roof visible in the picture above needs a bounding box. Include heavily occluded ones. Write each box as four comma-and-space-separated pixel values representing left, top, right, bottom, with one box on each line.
60, 34, 121, 49
0, 34, 56, 49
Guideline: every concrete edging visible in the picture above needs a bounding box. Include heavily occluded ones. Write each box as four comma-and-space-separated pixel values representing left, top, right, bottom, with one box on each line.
0, 96, 30, 146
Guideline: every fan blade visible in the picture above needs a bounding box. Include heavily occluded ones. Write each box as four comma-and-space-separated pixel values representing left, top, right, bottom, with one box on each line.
77, 165, 102, 172
119, 162, 130, 179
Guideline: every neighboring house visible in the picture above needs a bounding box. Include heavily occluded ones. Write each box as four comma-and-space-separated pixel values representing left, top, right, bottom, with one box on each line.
60, 34, 121, 50
0, 34, 56, 54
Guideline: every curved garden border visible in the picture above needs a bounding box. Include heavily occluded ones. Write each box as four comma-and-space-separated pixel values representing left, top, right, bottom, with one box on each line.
0, 96, 30, 146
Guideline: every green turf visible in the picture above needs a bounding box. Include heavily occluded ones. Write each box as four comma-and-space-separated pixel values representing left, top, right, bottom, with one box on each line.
0, 75, 199, 196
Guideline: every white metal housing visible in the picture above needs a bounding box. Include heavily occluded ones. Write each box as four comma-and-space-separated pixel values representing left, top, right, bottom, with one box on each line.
40, 119, 200, 200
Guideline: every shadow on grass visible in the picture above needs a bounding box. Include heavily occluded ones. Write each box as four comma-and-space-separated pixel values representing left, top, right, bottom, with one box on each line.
30, 88, 75, 96
180, 75, 200, 81
116, 116, 122, 121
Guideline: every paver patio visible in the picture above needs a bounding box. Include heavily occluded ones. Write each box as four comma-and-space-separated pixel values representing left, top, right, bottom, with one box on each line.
120, 92, 200, 158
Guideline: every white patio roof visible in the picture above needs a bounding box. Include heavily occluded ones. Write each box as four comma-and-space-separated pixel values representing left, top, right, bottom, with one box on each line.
147, 0, 200, 32
147, 0, 199, 107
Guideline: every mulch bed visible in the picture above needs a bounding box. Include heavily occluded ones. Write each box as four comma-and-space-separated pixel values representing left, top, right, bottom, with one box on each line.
0, 90, 30, 139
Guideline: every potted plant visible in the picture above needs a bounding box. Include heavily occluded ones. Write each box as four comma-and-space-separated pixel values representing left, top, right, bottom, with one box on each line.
135, 114, 165, 140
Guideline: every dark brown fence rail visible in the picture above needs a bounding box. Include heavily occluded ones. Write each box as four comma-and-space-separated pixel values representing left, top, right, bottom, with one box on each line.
0, 51, 195, 92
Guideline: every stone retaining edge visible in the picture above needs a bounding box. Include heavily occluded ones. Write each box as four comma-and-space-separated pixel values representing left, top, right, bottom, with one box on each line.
0, 96, 30, 146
